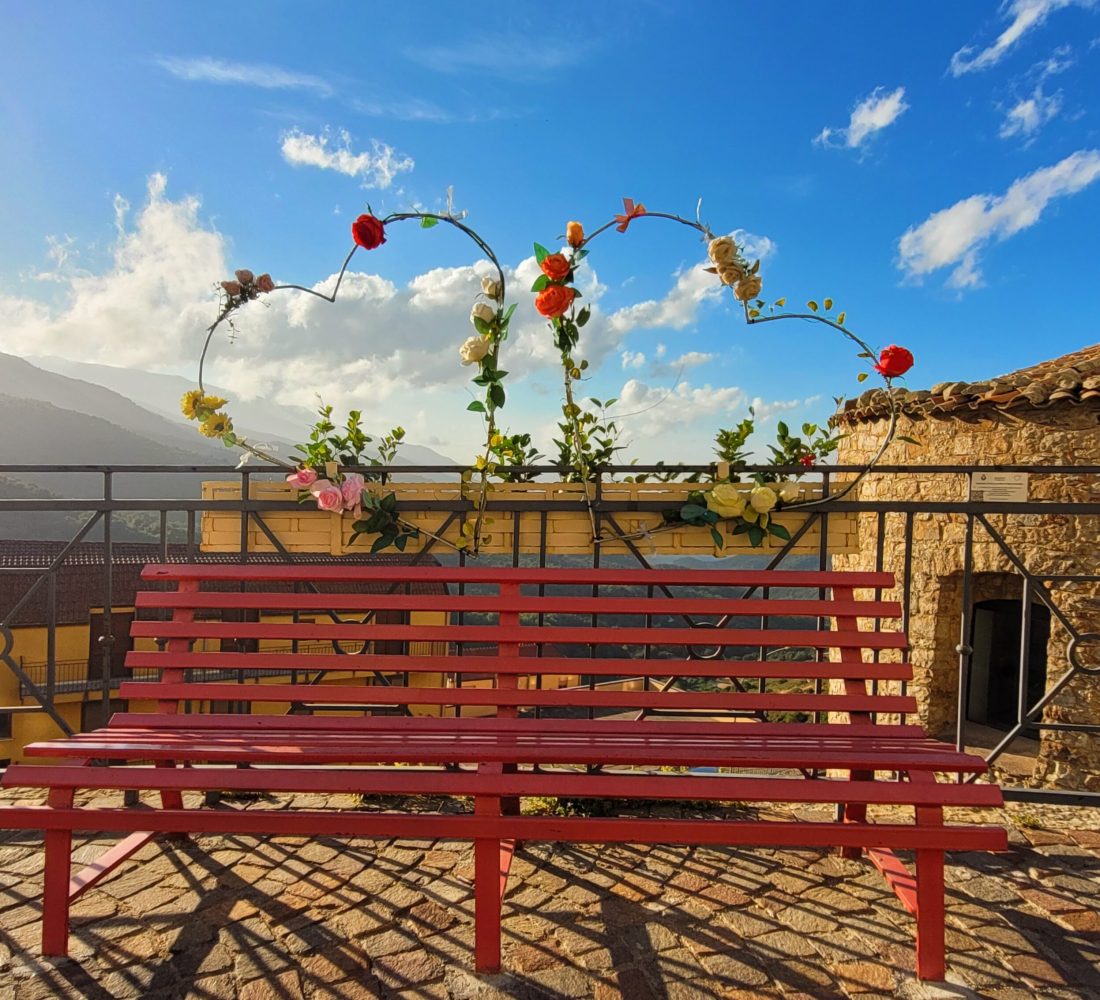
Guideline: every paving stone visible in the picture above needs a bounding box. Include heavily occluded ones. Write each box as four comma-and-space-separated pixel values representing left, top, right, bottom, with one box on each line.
240, 969, 304, 999
371, 948, 444, 988
1003, 952, 1069, 987
831, 960, 896, 994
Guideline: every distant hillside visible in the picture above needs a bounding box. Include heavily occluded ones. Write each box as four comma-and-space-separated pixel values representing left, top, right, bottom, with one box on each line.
0, 352, 228, 457
0, 475, 185, 542
28, 354, 459, 470
0, 394, 225, 500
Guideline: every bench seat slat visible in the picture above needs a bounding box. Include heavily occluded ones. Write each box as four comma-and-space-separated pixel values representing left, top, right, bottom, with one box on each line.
142, 565, 898, 589
135, 592, 902, 618
0, 806, 1009, 852
107, 712, 929, 739
117, 680, 918, 714
23, 731, 990, 772
3, 764, 1004, 808
123, 651, 915, 681
130, 621, 909, 649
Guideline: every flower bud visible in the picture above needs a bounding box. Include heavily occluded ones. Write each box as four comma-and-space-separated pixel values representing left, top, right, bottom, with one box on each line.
234, 269, 255, 285
481, 276, 503, 301
459, 335, 490, 366
221, 280, 242, 296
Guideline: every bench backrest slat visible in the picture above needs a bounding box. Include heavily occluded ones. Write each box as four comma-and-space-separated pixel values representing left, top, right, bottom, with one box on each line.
126, 564, 909, 726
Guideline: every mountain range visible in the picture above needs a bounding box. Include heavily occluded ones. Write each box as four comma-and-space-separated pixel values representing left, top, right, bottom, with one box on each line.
0, 352, 456, 540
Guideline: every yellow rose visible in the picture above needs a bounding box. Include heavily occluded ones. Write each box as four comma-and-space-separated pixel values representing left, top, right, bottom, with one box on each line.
735, 275, 763, 302
708, 237, 738, 265
750, 486, 778, 513
717, 262, 747, 286
490, 434, 503, 447
705, 482, 747, 518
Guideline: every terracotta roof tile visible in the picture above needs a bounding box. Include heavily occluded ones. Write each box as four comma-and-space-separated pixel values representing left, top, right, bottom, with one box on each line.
838, 342, 1100, 425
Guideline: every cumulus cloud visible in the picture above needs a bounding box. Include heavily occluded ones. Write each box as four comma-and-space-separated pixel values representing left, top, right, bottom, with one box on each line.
897, 149, 1100, 288
621, 350, 646, 370
280, 128, 414, 188
999, 86, 1063, 141
949, 0, 1091, 76
814, 87, 908, 150
608, 230, 775, 334
611, 379, 748, 438
157, 56, 333, 96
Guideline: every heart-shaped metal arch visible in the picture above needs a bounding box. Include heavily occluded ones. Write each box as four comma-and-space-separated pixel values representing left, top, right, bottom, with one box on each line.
195, 210, 508, 471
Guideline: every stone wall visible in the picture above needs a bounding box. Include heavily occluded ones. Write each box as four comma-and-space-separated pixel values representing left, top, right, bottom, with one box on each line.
834, 402, 1100, 789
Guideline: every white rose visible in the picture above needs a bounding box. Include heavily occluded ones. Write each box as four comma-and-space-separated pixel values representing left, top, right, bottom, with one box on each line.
778, 481, 801, 503
708, 237, 738, 265
459, 335, 490, 366
750, 486, 778, 513
470, 302, 496, 327
481, 276, 503, 301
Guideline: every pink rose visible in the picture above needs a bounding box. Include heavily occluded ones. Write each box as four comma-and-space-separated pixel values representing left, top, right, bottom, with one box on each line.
340, 473, 365, 510
286, 467, 318, 489
310, 480, 344, 512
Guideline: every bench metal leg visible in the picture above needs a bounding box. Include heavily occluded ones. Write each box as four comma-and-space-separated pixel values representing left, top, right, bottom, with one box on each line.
42, 827, 72, 956
474, 838, 506, 973
915, 848, 946, 981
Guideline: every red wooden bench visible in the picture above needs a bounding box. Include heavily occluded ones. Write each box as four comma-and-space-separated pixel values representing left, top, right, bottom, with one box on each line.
0, 564, 1006, 980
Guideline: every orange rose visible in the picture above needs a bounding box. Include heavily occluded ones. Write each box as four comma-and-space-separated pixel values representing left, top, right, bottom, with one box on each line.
535, 285, 576, 318
566, 221, 584, 248
540, 253, 571, 282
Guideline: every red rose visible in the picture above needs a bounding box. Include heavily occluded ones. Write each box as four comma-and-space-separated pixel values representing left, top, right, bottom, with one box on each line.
535, 285, 576, 318
351, 214, 386, 250
540, 253, 571, 282
799, 454, 816, 468
873, 345, 914, 378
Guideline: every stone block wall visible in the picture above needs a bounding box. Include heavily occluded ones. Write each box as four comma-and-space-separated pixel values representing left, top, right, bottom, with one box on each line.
834, 403, 1100, 788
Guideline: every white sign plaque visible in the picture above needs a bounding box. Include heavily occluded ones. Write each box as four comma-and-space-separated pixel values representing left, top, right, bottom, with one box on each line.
970, 471, 1029, 502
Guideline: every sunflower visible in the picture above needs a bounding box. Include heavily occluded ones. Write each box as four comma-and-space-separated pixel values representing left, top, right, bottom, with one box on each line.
200, 412, 233, 438
180, 389, 205, 420
200, 394, 228, 410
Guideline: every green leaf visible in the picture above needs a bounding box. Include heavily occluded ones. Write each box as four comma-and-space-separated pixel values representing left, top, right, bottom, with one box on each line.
768, 522, 791, 541
420, 216, 439, 229
857, 351, 872, 358
775, 297, 786, 307
533, 242, 550, 264
394, 533, 408, 551
473, 316, 491, 336
748, 308, 760, 319
467, 400, 486, 413
370, 535, 390, 553
577, 306, 591, 327
381, 492, 397, 512
502, 303, 517, 324
837, 311, 846, 326
824, 297, 833, 311
680, 502, 709, 522
857, 372, 869, 382
489, 383, 506, 408
807, 300, 819, 313
747, 524, 766, 547
897, 434, 922, 445
709, 527, 724, 548
530, 274, 550, 293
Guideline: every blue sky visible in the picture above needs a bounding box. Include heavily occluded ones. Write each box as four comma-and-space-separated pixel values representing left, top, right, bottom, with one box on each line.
1, 1, 1098, 462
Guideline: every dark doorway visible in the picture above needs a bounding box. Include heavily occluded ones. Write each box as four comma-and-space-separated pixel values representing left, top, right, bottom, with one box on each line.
967, 599, 1050, 729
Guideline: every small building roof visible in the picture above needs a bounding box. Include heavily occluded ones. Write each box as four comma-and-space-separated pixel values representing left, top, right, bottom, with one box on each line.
838, 342, 1100, 425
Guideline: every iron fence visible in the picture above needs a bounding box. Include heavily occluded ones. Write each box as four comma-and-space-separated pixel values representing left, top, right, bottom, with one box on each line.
1, 461, 1098, 804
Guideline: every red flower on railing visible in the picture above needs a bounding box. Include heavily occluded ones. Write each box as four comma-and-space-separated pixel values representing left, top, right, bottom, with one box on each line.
874, 345, 914, 378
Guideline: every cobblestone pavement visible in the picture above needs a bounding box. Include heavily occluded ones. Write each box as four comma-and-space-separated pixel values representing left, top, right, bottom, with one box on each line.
1, 792, 1098, 999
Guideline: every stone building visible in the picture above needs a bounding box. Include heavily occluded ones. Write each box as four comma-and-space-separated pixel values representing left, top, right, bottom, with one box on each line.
833, 343, 1100, 789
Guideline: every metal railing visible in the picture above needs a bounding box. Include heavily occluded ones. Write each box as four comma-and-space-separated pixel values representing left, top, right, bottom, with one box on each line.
1, 461, 1097, 804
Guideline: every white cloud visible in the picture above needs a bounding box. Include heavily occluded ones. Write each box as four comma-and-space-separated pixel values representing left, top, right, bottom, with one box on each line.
814, 87, 908, 150
949, 1, 1091, 76
157, 56, 333, 96
1035, 43, 1076, 77
608, 230, 775, 335
611, 379, 748, 439
897, 149, 1100, 288
999, 87, 1063, 140
404, 36, 588, 77
280, 128, 414, 189
621, 350, 646, 370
